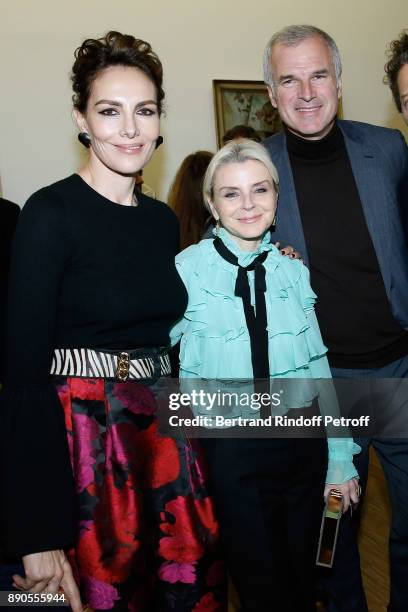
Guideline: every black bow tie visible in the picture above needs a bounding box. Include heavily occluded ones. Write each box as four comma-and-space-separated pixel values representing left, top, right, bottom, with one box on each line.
213, 237, 270, 378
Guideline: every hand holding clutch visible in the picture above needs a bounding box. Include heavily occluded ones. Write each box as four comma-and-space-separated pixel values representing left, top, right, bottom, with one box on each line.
324, 477, 360, 512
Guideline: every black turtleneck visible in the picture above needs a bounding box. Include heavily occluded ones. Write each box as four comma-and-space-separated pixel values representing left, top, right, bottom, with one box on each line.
286, 122, 408, 368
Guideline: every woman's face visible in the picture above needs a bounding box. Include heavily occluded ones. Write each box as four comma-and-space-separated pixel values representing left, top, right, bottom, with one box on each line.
75, 65, 160, 176
209, 159, 277, 251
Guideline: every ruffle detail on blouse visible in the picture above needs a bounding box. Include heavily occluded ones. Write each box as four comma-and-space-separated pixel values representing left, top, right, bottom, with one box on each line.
326, 440, 361, 484
174, 238, 327, 379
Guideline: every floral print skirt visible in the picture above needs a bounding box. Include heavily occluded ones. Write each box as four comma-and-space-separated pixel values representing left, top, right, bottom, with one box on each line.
54, 376, 226, 611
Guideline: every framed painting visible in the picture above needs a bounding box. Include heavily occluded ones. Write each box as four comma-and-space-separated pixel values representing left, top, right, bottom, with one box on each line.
213, 79, 281, 147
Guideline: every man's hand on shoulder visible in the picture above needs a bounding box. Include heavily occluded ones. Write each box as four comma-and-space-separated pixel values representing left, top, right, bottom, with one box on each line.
275, 241, 303, 262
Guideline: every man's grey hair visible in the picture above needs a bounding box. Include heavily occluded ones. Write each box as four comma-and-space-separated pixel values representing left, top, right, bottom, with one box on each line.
263, 25, 342, 91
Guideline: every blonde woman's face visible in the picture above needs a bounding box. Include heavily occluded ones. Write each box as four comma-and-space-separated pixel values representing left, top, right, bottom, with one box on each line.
209, 160, 277, 251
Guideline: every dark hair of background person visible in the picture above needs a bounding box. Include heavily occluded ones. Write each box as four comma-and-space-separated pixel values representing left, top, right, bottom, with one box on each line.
384, 30, 408, 112
222, 124, 262, 144
168, 151, 213, 250
71, 31, 165, 114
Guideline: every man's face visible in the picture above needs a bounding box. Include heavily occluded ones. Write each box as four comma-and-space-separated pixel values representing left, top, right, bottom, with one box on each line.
267, 36, 341, 140
397, 63, 408, 125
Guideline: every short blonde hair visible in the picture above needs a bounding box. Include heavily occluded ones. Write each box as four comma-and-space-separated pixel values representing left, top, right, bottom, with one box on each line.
203, 138, 279, 210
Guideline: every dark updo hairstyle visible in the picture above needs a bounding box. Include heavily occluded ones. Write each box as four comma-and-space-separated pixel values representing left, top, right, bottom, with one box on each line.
71, 31, 165, 114
384, 30, 408, 112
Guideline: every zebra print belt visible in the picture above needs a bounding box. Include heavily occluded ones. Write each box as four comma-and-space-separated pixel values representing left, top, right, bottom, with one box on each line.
50, 348, 171, 381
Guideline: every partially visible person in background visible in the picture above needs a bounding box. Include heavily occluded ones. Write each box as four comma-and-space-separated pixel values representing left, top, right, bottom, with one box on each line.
0, 196, 19, 382
0, 195, 21, 588
384, 30, 408, 238
384, 30, 408, 125
222, 124, 261, 144
168, 150, 213, 249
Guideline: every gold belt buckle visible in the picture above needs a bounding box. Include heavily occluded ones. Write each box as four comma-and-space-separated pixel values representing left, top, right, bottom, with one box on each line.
116, 351, 130, 381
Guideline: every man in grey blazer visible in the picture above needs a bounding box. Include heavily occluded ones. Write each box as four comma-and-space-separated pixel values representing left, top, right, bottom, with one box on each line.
263, 25, 408, 612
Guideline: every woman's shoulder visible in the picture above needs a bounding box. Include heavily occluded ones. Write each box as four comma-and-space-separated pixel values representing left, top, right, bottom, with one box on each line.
139, 191, 178, 222
137, 192, 181, 246
265, 250, 315, 308
269, 249, 306, 282
20, 175, 81, 227
12, 177, 80, 248
176, 239, 214, 266
175, 240, 215, 286
23, 175, 81, 212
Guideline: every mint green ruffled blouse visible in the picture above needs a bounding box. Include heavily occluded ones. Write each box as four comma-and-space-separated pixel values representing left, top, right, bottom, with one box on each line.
171, 229, 360, 484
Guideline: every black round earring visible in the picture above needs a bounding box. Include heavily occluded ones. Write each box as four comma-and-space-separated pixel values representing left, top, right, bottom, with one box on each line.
78, 132, 91, 148
155, 135, 163, 149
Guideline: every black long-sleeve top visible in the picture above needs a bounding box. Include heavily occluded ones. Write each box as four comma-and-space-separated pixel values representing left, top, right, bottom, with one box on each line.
0, 174, 187, 557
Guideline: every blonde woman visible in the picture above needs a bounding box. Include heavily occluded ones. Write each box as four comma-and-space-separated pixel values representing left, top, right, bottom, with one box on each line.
171, 139, 360, 612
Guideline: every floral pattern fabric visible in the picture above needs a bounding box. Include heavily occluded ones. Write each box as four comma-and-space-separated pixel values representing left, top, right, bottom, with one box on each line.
54, 376, 226, 611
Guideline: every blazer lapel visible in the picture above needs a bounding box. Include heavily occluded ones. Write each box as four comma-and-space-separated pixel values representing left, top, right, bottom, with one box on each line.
339, 121, 391, 294
267, 132, 310, 265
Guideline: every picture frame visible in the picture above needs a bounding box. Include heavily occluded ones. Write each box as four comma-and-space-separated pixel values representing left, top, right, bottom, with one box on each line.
213, 79, 281, 148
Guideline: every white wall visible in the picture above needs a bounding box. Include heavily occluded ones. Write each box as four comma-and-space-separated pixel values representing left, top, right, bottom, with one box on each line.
1, 0, 407, 205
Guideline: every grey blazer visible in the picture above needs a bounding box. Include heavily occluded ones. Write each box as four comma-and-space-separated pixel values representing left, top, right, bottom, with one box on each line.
264, 120, 408, 330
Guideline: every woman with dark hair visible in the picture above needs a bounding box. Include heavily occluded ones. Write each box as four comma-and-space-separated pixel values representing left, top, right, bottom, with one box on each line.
168, 151, 213, 250
1, 32, 225, 611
